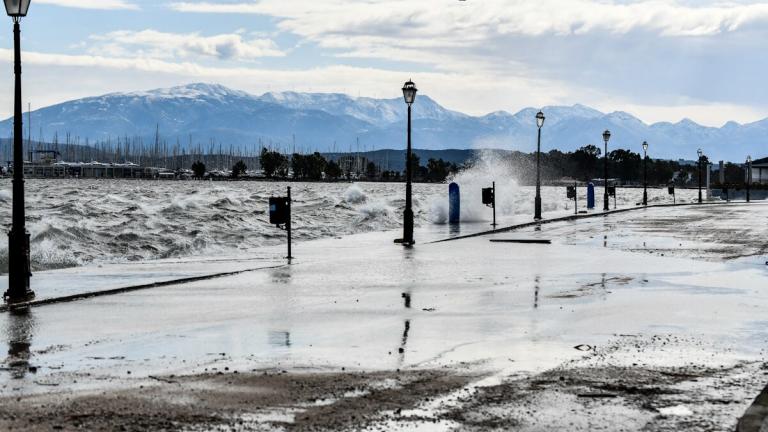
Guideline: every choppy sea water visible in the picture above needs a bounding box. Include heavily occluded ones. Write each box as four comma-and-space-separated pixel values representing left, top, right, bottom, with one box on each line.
0, 177, 698, 273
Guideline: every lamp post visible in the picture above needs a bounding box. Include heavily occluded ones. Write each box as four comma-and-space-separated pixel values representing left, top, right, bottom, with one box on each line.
602, 130, 611, 211
534, 110, 545, 220
697, 148, 703, 204
746, 155, 752, 203
642, 141, 648, 206
4, 0, 33, 304
398, 80, 417, 246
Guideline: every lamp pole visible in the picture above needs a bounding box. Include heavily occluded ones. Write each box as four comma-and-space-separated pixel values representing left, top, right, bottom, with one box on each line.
603, 130, 611, 211
399, 80, 417, 246
697, 149, 703, 204
534, 110, 545, 220
746, 155, 752, 203
4, 0, 34, 304
642, 141, 648, 206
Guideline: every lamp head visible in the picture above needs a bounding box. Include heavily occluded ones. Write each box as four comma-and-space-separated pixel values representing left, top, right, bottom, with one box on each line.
4, 0, 30, 17
602, 130, 611, 143
535, 110, 545, 128
697, 149, 703, 158
402, 80, 417, 105
642, 141, 648, 152
747, 155, 752, 163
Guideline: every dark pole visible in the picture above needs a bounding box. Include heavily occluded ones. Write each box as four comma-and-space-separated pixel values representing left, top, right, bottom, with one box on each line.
5, 18, 33, 303
286, 186, 292, 260
643, 149, 648, 206
492, 181, 496, 227
534, 126, 542, 220
403, 103, 414, 245
698, 156, 703, 204
603, 139, 609, 211
573, 182, 578, 215
746, 158, 751, 203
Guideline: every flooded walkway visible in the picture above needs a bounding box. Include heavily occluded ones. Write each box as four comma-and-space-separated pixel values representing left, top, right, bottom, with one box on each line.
0, 203, 766, 430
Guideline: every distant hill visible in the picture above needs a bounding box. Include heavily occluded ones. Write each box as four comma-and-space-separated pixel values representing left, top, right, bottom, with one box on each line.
1, 82, 765, 161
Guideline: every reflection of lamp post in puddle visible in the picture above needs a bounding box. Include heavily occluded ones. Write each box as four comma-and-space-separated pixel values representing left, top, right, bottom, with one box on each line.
533, 276, 540, 309
398, 320, 411, 365
270, 266, 292, 284
5, 307, 36, 379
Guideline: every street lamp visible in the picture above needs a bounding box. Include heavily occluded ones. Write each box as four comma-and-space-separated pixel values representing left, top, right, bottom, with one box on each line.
746, 155, 752, 203
534, 110, 545, 220
397, 80, 417, 246
602, 130, 611, 211
697, 148, 703, 204
642, 141, 649, 206
3, 0, 34, 304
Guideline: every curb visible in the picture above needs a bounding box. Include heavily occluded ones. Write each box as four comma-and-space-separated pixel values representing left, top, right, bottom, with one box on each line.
0, 263, 289, 313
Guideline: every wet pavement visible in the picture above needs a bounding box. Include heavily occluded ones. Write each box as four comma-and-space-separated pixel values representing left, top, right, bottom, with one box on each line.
0, 202, 767, 431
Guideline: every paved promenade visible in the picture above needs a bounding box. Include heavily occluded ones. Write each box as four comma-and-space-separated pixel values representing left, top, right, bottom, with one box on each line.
0, 202, 766, 431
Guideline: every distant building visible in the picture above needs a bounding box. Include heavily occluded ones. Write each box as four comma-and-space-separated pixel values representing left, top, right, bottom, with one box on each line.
17, 160, 172, 179
750, 157, 768, 185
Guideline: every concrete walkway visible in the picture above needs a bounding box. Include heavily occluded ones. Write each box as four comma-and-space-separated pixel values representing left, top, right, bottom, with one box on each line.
0, 202, 766, 430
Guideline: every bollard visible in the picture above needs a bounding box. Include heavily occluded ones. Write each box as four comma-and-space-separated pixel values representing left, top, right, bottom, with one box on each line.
449, 182, 460, 224
587, 182, 595, 209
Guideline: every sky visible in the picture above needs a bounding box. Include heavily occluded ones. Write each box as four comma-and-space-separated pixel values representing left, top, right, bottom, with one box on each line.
0, 0, 767, 127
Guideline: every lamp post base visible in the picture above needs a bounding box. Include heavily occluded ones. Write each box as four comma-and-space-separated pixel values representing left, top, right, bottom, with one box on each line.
4, 229, 34, 304
603, 195, 610, 212
643, 189, 648, 206
534, 195, 542, 221
397, 208, 414, 246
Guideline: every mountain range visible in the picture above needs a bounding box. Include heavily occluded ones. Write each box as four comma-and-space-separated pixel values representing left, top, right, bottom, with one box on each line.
0, 82, 764, 161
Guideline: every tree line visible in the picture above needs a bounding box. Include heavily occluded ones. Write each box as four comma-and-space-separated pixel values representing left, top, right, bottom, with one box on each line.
254, 148, 459, 182
490, 145, 746, 187
190, 146, 752, 186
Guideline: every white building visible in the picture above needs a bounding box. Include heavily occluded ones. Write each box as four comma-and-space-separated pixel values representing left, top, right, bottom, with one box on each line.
750, 160, 768, 185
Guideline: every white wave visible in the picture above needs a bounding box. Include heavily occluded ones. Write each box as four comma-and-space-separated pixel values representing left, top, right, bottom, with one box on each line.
343, 184, 367, 204
429, 150, 521, 223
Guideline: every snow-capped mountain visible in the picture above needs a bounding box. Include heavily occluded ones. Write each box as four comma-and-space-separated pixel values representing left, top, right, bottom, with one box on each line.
0, 82, 763, 161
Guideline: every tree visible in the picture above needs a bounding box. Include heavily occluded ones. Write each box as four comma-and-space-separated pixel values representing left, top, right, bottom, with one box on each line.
647, 159, 676, 185
231, 160, 247, 179
408, 153, 421, 178
191, 160, 206, 179
260, 148, 289, 178
325, 160, 342, 180
366, 161, 378, 179
291, 152, 327, 180
722, 163, 745, 185
571, 145, 601, 181
426, 158, 451, 182
608, 149, 641, 182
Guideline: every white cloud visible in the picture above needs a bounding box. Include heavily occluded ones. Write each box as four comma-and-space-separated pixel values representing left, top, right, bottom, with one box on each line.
88, 30, 284, 61
1, 0, 766, 127
35, 0, 139, 10
166, 1, 768, 97
169, 0, 768, 38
